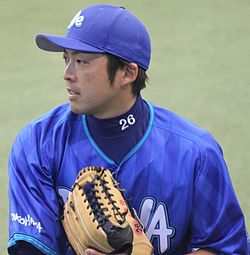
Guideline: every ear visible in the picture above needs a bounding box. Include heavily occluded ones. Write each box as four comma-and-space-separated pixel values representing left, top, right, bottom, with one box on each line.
122, 63, 138, 86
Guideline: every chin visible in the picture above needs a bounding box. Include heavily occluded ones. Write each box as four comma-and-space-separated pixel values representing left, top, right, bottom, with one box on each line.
69, 104, 89, 115
70, 105, 82, 115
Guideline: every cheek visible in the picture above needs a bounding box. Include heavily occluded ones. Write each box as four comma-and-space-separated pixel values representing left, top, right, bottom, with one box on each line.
83, 66, 108, 84
84, 71, 111, 93
78, 78, 107, 104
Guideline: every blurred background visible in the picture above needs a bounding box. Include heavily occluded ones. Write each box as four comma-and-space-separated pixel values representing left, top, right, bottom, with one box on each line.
1, 0, 249, 253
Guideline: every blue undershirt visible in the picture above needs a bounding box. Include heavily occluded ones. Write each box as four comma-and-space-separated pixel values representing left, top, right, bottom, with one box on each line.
86, 95, 150, 165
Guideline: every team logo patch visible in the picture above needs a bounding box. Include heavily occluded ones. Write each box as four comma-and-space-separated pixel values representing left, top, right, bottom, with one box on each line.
68, 10, 85, 29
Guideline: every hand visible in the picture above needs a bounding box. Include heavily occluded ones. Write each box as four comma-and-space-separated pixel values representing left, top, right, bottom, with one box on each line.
85, 248, 128, 255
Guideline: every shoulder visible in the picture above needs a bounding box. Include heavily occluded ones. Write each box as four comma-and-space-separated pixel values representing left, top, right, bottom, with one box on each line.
10, 103, 84, 171
16, 103, 82, 143
151, 103, 223, 155
150, 103, 228, 182
31, 102, 80, 129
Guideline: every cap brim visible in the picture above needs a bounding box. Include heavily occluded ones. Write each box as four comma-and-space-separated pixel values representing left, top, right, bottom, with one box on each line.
35, 34, 105, 53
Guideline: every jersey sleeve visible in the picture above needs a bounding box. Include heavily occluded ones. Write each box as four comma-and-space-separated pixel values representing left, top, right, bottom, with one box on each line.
189, 136, 248, 254
8, 124, 68, 255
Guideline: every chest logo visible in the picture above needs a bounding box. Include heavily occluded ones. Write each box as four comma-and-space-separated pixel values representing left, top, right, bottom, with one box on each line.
139, 197, 175, 254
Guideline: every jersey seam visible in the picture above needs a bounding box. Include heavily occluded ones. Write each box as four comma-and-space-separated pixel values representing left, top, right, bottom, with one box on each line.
152, 122, 208, 150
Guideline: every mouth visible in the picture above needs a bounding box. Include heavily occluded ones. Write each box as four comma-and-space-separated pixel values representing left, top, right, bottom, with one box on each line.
67, 88, 80, 100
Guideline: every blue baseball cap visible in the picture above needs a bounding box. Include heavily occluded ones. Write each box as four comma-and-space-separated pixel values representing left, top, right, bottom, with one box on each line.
35, 4, 151, 70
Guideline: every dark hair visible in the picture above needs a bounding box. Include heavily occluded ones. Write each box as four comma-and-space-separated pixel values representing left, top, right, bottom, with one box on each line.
106, 54, 148, 96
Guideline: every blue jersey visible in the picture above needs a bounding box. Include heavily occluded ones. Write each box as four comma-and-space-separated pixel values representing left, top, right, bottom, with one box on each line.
8, 101, 248, 254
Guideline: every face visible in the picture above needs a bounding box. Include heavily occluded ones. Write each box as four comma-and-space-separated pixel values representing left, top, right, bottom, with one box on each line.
63, 50, 127, 118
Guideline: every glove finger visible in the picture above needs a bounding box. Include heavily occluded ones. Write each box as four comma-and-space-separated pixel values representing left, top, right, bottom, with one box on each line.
72, 179, 113, 253
63, 192, 88, 253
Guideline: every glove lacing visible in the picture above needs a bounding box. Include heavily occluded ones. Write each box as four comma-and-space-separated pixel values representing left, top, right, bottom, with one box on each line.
82, 169, 127, 229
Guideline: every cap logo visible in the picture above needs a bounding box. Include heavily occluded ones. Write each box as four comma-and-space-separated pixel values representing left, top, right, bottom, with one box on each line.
68, 10, 85, 29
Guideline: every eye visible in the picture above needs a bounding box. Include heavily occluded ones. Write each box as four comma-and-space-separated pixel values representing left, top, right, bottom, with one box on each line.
76, 59, 88, 64
63, 54, 69, 63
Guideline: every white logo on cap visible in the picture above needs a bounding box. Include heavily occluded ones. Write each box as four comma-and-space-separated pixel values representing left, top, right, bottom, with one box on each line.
68, 10, 85, 29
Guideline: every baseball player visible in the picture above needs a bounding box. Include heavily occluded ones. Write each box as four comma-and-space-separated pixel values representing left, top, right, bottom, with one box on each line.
8, 4, 249, 255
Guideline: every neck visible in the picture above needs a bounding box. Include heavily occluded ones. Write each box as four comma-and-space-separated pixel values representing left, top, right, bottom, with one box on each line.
85, 95, 150, 164
86, 95, 147, 136
92, 93, 137, 119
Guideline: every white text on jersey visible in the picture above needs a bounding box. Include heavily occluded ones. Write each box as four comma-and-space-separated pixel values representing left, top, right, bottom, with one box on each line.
11, 212, 43, 233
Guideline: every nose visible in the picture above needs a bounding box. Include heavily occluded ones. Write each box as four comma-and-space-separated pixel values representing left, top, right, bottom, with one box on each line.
63, 61, 76, 82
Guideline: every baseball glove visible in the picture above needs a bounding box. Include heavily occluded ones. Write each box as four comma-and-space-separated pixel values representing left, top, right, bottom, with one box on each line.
61, 166, 153, 255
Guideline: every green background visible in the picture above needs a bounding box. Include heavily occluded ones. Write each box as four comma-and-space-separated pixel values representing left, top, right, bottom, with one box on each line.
1, 0, 249, 253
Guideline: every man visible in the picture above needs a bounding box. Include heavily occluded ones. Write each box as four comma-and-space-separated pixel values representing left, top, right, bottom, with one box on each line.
8, 4, 248, 255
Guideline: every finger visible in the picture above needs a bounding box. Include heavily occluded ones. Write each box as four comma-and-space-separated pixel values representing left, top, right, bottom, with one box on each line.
85, 248, 128, 255
85, 248, 105, 255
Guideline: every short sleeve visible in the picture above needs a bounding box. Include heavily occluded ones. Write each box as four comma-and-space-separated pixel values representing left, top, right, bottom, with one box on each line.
189, 139, 248, 254
8, 125, 68, 255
